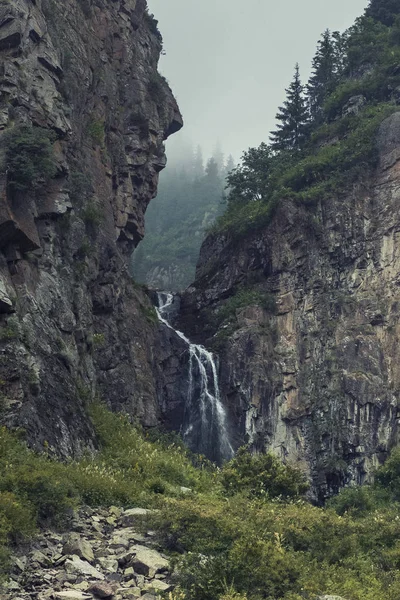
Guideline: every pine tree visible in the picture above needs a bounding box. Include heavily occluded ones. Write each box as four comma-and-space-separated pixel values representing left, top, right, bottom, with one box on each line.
224, 154, 236, 178
365, 0, 400, 26
192, 145, 204, 179
307, 29, 342, 123
269, 64, 310, 152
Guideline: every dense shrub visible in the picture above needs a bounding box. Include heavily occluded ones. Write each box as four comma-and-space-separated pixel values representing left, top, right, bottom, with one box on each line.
220, 447, 308, 499
1, 125, 56, 191
217, 288, 276, 324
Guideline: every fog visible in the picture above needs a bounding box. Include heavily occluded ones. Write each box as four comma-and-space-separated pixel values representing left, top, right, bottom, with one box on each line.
148, 0, 369, 162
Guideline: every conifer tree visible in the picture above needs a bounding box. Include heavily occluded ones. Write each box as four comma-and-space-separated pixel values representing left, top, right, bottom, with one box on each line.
307, 29, 342, 123
224, 154, 236, 178
269, 64, 309, 152
365, 0, 400, 26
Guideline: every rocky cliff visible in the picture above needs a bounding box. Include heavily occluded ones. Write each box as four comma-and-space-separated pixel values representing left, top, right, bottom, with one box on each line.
179, 112, 400, 500
0, 0, 185, 454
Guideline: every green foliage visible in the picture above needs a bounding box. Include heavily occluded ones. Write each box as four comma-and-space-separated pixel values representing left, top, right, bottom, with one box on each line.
5, 404, 400, 598
225, 143, 274, 205
366, 0, 400, 26
375, 447, 400, 499
270, 64, 310, 152
217, 288, 276, 324
142, 306, 158, 325
148, 73, 166, 105
1, 125, 56, 192
0, 317, 19, 342
93, 333, 105, 349
307, 29, 343, 123
220, 447, 308, 499
87, 119, 105, 146
214, 3, 400, 239
81, 200, 103, 228
68, 170, 93, 204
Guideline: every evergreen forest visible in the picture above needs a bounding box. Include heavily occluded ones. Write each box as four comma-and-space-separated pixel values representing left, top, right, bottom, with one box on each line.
132, 145, 234, 291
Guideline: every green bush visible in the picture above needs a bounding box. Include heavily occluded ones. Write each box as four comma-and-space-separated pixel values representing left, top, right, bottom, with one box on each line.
148, 73, 166, 105
217, 288, 276, 324
81, 201, 103, 228
2, 125, 56, 191
87, 119, 105, 146
220, 447, 308, 499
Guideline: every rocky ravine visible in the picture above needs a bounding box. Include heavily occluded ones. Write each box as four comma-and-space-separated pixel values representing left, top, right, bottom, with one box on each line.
0, 0, 192, 453
0, 506, 173, 600
179, 112, 400, 501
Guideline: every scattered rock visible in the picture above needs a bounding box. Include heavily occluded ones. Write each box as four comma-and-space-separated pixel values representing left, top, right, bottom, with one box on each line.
2, 507, 174, 600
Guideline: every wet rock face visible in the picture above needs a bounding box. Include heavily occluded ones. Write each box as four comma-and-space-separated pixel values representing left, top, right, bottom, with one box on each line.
0, 0, 183, 454
179, 113, 400, 500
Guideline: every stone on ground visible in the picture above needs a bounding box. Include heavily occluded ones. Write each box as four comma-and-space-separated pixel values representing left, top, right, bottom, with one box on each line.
62, 533, 94, 563
87, 582, 115, 598
131, 545, 169, 577
65, 555, 104, 580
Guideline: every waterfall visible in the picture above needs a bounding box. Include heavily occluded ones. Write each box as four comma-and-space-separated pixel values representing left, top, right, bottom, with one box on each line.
156, 292, 234, 463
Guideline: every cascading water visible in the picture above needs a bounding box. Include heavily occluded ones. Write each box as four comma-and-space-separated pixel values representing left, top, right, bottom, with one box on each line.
156, 292, 234, 463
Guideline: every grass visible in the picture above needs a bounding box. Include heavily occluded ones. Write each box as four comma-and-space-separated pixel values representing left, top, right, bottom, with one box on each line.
3, 404, 400, 599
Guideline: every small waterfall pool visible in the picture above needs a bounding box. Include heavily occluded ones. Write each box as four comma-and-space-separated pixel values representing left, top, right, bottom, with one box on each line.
156, 292, 234, 463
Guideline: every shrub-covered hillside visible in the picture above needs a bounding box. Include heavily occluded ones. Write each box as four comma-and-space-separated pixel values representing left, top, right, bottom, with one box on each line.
3, 405, 400, 600
215, 0, 400, 237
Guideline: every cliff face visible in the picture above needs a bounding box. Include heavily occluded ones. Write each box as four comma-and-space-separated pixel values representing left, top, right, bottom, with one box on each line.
0, 0, 184, 454
179, 112, 400, 500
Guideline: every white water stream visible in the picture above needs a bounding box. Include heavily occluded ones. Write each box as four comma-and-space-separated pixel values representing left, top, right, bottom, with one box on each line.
156, 292, 234, 462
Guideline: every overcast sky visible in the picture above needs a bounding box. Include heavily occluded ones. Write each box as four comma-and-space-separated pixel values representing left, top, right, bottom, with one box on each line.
148, 0, 369, 163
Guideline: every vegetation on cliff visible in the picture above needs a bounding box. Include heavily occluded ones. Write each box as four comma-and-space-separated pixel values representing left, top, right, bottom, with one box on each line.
214, 0, 400, 237
1, 405, 400, 600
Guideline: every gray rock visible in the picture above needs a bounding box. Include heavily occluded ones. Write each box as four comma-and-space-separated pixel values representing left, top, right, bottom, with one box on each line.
63, 533, 94, 563
53, 593, 92, 600
120, 508, 154, 527
87, 582, 115, 598
131, 546, 169, 578
97, 557, 119, 573
143, 580, 173, 593
64, 556, 104, 580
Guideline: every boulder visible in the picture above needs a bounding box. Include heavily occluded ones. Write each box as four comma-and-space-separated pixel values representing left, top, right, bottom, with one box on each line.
120, 508, 153, 527
63, 533, 94, 563
97, 556, 119, 573
64, 555, 104, 580
53, 593, 92, 600
131, 546, 169, 578
143, 580, 173, 593
87, 582, 115, 598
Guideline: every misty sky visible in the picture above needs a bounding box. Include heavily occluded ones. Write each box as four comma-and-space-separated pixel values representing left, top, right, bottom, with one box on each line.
148, 0, 369, 163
